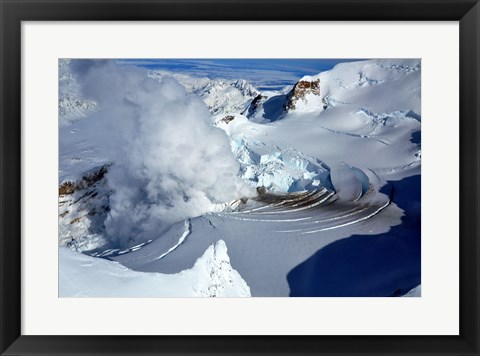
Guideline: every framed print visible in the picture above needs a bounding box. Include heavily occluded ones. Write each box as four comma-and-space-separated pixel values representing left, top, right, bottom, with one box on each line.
1, 0, 479, 355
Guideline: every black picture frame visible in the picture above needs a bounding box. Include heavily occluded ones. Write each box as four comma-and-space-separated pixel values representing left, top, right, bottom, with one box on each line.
1, 0, 479, 355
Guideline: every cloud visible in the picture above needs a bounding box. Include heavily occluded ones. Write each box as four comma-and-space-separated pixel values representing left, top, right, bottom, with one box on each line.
70, 60, 253, 247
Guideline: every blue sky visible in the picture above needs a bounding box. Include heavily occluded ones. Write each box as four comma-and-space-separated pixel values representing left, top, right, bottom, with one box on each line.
117, 59, 366, 90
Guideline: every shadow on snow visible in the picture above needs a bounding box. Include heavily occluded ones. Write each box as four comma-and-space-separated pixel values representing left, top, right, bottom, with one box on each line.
287, 174, 421, 297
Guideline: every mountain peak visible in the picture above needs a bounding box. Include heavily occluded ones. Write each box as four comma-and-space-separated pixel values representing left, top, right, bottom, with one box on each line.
284, 77, 323, 112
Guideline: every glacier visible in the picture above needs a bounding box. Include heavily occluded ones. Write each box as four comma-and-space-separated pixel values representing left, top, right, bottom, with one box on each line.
58, 58, 421, 297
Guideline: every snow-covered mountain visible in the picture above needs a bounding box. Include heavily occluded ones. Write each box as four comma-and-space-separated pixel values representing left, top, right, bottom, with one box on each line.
284, 76, 324, 112
59, 58, 421, 297
60, 239, 251, 297
59, 59, 97, 127
59, 64, 259, 127
243, 58, 420, 124
149, 71, 259, 115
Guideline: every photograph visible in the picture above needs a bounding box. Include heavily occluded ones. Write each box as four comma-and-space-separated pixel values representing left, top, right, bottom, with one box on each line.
58, 58, 421, 298
3, 0, 478, 353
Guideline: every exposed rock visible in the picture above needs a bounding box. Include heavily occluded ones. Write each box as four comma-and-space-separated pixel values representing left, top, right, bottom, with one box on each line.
59, 164, 109, 196
59, 182, 76, 195
256, 186, 267, 195
244, 94, 267, 117
284, 78, 321, 112
70, 216, 82, 224
58, 165, 112, 253
220, 115, 235, 124
80, 165, 108, 187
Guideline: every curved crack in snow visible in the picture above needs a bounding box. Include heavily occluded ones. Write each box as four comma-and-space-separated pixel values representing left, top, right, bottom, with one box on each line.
155, 219, 192, 260
301, 198, 391, 234
318, 125, 391, 146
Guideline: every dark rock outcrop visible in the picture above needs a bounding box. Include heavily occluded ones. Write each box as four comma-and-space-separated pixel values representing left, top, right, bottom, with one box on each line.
59, 164, 109, 196
244, 94, 268, 118
220, 115, 235, 124
284, 78, 321, 112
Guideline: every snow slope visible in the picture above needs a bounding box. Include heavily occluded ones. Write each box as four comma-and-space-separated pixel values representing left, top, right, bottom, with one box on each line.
149, 71, 259, 115
59, 58, 421, 297
403, 285, 422, 297
59, 59, 97, 127
60, 240, 251, 297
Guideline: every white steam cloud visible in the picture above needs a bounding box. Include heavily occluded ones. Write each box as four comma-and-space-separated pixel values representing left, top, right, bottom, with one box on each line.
70, 60, 253, 247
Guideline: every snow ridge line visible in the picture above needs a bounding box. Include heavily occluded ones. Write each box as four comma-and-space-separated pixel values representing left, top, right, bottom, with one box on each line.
318, 125, 391, 146
155, 219, 192, 260
215, 215, 313, 223
253, 191, 335, 215
276, 206, 370, 233
301, 198, 391, 234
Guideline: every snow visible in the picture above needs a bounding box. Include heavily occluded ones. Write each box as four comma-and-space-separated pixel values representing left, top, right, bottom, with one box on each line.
402, 285, 422, 297
59, 240, 251, 297
329, 162, 365, 202
59, 59, 98, 127
149, 71, 258, 116
58, 165, 112, 252
59, 96, 97, 127
59, 58, 421, 297
299, 74, 319, 82
230, 136, 331, 193
64, 60, 254, 247
156, 219, 191, 260
318, 59, 421, 114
